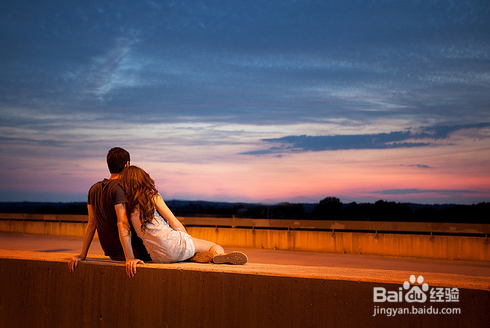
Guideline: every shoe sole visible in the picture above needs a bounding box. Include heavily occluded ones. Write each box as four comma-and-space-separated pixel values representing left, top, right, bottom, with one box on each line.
213, 251, 248, 265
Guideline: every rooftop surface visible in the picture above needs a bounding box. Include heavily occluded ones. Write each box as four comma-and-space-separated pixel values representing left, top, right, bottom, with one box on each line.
1, 231, 489, 290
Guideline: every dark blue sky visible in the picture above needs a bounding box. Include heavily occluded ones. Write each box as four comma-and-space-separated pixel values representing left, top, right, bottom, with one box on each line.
1, 0, 489, 204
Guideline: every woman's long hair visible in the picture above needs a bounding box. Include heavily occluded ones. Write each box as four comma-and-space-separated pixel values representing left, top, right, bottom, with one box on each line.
119, 166, 159, 231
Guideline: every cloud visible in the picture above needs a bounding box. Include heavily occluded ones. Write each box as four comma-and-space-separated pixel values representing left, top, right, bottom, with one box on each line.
242, 123, 490, 155
401, 164, 432, 169
373, 189, 480, 195
2, 0, 489, 126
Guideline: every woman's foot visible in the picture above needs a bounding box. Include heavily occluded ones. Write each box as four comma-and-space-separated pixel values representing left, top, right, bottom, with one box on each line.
213, 251, 248, 265
188, 251, 214, 263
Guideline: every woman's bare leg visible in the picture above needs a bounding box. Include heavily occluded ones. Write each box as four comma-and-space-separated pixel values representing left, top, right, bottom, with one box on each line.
192, 237, 225, 254
189, 237, 247, 265
187, 237, 225, 262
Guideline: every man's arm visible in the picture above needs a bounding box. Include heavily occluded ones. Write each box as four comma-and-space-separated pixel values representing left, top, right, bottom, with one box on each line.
115, 203, 144, 278
68, 204, 96, 272
154, 194, 187, 233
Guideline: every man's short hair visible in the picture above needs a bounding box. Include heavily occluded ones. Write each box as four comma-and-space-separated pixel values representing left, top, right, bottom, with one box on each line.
107, 147, 130, 174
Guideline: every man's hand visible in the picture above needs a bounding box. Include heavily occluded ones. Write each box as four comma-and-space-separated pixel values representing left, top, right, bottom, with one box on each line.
68, 255, 84, 272
126, 259, 144, 278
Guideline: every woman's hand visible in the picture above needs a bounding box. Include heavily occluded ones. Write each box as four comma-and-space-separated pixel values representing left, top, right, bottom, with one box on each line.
125, 259, 144, 278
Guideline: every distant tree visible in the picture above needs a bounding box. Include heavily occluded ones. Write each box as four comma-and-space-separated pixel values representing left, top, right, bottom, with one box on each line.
312, 197, 343, 219
34, 205, 57, 214
343, 202, 369, 220
271, 202, 305, 220
65, 204, 88, 215
413, 206, 438, 222
236, 204, 268, 218
473, 202, 490, 223
372, 200, 412, 221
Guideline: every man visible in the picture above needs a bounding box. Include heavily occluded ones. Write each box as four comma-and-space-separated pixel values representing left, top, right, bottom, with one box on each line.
68, 147, 150, 275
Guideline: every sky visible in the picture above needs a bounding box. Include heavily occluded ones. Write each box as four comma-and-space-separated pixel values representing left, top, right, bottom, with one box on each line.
0, 0, 489, 205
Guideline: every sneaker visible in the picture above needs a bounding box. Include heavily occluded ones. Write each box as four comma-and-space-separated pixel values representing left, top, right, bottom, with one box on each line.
213, 251, 248, 265
188, 251, 214, 263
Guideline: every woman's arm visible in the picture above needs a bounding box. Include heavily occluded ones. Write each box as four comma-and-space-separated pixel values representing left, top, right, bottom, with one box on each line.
154, 194, 187, 233
115, 203, 144, 277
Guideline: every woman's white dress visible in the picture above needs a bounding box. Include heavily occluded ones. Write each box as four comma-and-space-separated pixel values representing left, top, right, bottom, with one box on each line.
131, 211, 195, 263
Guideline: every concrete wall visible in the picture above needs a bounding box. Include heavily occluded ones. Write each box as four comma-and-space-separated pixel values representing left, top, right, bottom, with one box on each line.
1, 251, 488, 328
1, 215, 489, 261
0, 219, 89, 238
187, 227, 490, 261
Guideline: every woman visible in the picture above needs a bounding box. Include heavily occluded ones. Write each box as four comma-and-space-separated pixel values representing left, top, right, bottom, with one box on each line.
118, 165, 247, 269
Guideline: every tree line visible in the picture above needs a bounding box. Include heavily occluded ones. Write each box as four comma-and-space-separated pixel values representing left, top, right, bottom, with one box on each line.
221, 197, 489, 224
0, 197, 488, 223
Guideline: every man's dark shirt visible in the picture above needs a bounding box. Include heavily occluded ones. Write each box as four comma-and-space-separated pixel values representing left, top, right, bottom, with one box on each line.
87, 179, 150, 261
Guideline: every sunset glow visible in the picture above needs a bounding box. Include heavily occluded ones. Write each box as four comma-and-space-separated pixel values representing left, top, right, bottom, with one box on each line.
1, 1, 489, 205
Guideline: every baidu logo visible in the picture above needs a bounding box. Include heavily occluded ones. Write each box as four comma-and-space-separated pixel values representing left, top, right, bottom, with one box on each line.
372, 275, 460, 317
403, 275, 429, 302
374, 275, 430, 303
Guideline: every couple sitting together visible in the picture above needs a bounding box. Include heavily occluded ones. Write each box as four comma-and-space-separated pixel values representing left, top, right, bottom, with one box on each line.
68, 147, 247, 277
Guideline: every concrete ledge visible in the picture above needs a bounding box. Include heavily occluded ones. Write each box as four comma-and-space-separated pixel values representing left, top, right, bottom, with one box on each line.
1, 250, 489, 328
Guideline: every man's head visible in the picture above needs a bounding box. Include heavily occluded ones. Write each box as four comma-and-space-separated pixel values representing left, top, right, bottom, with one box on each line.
107, 147, 130, 174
